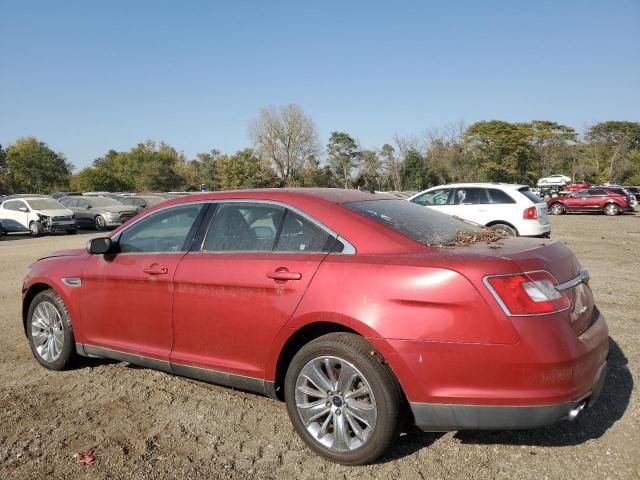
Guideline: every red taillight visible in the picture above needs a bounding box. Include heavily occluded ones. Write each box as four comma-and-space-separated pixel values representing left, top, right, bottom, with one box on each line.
523, 206, 538, 220
485, 271, 570, 315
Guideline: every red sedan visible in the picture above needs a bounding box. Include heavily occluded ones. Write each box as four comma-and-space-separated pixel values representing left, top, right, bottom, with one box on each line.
22, 189, 608, 465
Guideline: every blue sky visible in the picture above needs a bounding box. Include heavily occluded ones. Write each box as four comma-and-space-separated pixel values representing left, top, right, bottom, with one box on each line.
1, 0, 639, 170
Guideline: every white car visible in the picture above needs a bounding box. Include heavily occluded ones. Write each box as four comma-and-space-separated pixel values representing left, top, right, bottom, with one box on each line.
408, 183, 551, 237
0, 196, 77, 236
537, 174, 571, 187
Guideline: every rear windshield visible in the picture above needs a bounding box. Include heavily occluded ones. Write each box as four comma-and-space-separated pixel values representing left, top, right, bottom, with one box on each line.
344, 199, 486, 246
518, 187, 542, 203
26, 199, 64, 210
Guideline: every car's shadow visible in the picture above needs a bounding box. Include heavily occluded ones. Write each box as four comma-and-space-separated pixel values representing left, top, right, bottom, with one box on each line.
381, 337, 631, 461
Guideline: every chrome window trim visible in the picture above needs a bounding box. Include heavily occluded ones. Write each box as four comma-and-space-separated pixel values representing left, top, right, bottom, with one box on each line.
110, 198, 356, 255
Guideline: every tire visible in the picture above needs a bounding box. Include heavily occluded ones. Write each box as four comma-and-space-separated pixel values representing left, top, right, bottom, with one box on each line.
550, 203, 565, 215
284, 333, 404, 465
29, 221, 43, 237
489, 223, 517, 236
94, 215, 106, 231
66, 229, 78, 235
604, 203, 620, 216
26, 289, 77, 370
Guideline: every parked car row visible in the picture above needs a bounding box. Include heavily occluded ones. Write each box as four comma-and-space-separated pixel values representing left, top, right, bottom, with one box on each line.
0, 191, 182, 237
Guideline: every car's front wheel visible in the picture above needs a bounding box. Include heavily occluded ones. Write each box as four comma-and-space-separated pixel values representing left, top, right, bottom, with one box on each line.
29, 221, 43, 237
94, 215, 106, 231
27, 289, 77, 370
284, 333, 404, 465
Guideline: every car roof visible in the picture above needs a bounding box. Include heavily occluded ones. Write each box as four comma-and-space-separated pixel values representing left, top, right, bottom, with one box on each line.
158, 188, 395, 205
417, 183, 528, 192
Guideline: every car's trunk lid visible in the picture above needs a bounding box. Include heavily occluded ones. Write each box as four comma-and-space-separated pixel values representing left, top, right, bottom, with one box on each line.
443, 238, 593, 335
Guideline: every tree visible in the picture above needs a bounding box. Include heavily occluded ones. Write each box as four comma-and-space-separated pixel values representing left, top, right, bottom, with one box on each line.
249, 104, 320, 186
380, 144, 402, 190
357, 149, 383, 191
400, 149, 433, 190
527, 120, 577, 178
4, 137, 73, 193
327, 131, 359, 189
215, 149, 278, 190
464, 121, 537, 183
585, 121, 640, 182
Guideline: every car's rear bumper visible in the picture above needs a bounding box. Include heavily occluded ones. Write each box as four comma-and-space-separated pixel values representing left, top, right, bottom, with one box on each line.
518, 221, 551, 237
370, 307, 609, 431
410, 361, 607, 431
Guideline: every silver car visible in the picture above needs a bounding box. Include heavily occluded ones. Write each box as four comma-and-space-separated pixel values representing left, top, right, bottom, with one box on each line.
60, 196, 138, 231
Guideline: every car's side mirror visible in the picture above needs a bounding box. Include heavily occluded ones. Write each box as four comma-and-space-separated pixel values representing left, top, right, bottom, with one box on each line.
86, 205, 93, 210
87, 237, 113, 254
19, 207, 29, 212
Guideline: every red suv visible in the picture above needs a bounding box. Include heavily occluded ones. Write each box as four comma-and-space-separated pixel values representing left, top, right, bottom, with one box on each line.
22, 189, 608, 465
548, 188, 634, 216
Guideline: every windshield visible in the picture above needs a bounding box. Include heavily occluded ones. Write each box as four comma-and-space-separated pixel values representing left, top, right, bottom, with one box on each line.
344, 199, 502, 246
90, 197, 122, 207
26, 199, 65, 210
518, 187, 542, 203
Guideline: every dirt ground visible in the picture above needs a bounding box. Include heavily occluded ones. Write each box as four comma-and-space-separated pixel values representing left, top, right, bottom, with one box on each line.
1, 214, 638, 480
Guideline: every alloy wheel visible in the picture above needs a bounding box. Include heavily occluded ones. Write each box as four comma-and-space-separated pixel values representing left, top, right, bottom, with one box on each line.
30, 301, 65, 362
294, 355, 377, 452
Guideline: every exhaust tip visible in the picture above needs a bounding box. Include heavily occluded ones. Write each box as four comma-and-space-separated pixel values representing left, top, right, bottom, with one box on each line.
567, 402, 586, 421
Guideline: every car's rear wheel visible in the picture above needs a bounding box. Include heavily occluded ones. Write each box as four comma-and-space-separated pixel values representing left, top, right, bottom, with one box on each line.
603, 203, 620, 216
550, 203, 565, 215
94, 215, 106, 231
284, 333, 404, 465
490, 223, 517, 236
27, 289, 77, 370
29, 221, 43, 237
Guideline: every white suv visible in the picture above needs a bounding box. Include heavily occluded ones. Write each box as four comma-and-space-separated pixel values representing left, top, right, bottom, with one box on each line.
408, 183, 551, 237
0, 197, 77, 236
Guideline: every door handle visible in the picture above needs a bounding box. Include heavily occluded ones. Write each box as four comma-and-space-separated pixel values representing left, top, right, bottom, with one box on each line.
143, 265, 168, 275
266, 269, 302, 281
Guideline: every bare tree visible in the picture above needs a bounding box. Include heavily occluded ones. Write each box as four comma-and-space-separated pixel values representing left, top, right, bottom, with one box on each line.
249, 104, 320, 186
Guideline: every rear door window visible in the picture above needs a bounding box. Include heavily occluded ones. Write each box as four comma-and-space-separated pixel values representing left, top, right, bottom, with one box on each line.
452, 188, 489, 205
587, 189, 607, 196
203, 203, 284, 252
274, 211, 333, 252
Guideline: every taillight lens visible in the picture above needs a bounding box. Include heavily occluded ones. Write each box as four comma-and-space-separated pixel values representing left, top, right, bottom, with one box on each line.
485, 271, 570, 315
523, 206, 538, 219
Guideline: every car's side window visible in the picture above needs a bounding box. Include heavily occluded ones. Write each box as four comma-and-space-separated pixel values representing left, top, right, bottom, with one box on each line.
3, 200, 23, 211
412, 189, 450, 206
452, 188, 489, 205
118, 203, 206, 253
275, 211, 333, 253
203, 203, 285, 252
487, 189, 516, 204
66, 199, 79, 208
587, 189, 606, 196
76, 199, 89, 209
574, 190, 588, 197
